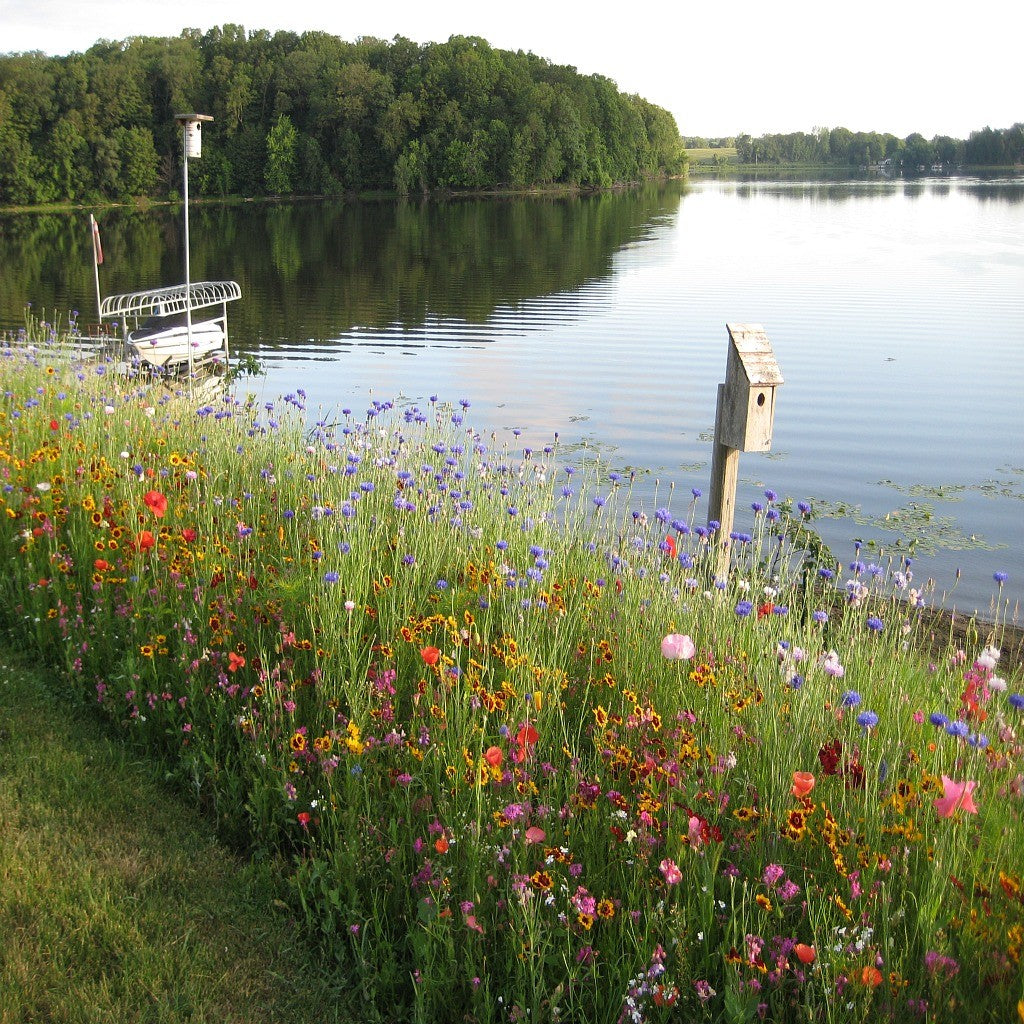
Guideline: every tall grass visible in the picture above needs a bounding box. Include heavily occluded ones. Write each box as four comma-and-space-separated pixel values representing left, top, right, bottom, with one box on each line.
1, 317, 1022, 1023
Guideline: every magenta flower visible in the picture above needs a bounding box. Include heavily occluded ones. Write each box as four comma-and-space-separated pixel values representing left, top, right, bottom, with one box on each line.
933, 775, 979, 818
661, 633, 696, 661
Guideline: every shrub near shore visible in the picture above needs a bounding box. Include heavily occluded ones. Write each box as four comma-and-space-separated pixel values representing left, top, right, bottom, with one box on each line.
1, 324, 1022, 1023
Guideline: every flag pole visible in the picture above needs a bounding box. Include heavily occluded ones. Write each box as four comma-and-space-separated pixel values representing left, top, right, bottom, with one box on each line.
90, 214, 103, 324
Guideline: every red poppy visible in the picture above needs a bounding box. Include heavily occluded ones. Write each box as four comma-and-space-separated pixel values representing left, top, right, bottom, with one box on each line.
228, 651, 246, 673
795, 943, 816, 965
181, 528, 197, 543
49, 419, 59, 431
297, 811, 311, 829
94, 558, 110, 572
791, 771, 816, 798
861, 965, 883, 988
483, 746, 503, 768
143, 490, 168, 518
515, 723, 539, 751
420, 646, 441, 666
758, 602, 774, 618
137, 530, 156, 551
664, 534, 677, 559
434, 836, 449, 854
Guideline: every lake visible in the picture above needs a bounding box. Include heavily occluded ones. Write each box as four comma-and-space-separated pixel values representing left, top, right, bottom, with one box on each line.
2, 177, 1022, 619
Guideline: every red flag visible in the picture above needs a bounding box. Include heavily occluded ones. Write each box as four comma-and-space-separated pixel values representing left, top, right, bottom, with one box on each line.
91, 215, 104, 265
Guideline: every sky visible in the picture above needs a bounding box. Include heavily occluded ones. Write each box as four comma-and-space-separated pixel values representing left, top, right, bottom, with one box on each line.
1, 0, 1019, 140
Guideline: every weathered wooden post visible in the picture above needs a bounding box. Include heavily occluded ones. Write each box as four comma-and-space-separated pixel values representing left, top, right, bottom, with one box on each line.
707, 324, 784, 579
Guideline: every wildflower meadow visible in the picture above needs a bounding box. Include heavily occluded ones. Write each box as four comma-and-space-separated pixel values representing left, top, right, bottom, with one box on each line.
2, 318, 1022, 1024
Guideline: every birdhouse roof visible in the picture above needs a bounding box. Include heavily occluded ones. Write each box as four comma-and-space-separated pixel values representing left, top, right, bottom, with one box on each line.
726, 323, 784, 385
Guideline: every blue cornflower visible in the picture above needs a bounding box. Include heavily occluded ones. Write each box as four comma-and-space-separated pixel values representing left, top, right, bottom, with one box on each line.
735, 600, 754, 617
866, 616, 884, 632
840, 690, 862, 708
751, 502, 764, 513
764, 489, 778, 503
323, 571, 340, 583
436, 579, 449, 590
856, 710, 879, 730
593, 495, 606, 508
850, 560, 867, 573
797, 501, 812, 515
773, 605, 789, 616
1009, 694, 1024, 711
691, 487, 702, 499
929, 712, 950, 728
994, 571, 1009, 583
496, 540, 508, 551
818, 568, 834, 580
945, 720, 969, 738
812, 610, 828, 624
790, 674, 804, 690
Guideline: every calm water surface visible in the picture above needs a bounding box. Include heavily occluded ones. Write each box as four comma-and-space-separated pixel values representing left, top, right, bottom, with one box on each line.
2, 178, 1022, 617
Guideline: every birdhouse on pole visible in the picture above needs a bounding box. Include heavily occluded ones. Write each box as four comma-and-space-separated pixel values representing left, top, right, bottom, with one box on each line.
707, 323, 784, 579
175, 113, 213, 160
717, 324, 784, 452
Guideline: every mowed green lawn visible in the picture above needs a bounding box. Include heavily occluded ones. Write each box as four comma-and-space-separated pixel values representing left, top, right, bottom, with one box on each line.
0, 651, 349, 1024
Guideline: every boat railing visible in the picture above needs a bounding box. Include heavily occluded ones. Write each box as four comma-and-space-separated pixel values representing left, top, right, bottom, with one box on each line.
99, 281, 241, 324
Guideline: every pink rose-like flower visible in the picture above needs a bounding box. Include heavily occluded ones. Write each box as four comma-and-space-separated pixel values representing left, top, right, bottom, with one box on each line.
661, 633, 696, 661
933, 775, 979, 818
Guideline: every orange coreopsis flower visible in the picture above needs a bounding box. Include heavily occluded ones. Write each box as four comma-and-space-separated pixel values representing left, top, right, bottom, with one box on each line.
143, 490, 168, 518
421, 646, 441, 666
792, 771, 816, 798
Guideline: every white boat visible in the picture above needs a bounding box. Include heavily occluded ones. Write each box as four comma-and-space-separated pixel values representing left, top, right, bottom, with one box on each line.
99, 280, 241, 371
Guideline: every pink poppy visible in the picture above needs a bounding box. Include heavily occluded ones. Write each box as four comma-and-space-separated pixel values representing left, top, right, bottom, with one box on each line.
661, 633, 696, 661
933, 775, 979, 818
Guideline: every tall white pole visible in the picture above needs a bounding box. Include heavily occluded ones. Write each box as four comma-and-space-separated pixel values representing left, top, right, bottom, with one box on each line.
182, 122, 194, 380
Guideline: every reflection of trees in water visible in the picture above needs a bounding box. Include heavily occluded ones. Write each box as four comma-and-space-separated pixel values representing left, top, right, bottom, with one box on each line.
0, 185, 683, 337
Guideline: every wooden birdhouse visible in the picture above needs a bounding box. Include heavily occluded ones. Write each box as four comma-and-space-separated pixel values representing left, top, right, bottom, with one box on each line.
717, 323, 784, 452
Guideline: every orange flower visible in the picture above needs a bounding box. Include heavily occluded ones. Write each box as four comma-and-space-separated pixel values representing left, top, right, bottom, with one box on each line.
228, 651, 246, 673
792, 771, 816, 798
794, 943, 816, 965
483, 746, 503, 768
420, 646, 440, 666
143, 490, 168, 518
861, 965, 883, 988
434, 836, 449, 854
93, 558, 110, 572
137, 530, 156, 551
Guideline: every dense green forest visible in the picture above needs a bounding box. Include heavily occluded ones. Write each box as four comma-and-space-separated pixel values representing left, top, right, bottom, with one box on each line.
686, 124, 1023, 169
0, 27, 686, 206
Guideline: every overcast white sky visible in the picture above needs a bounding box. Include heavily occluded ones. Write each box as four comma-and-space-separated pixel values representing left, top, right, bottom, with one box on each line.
1, 0, 1018, 139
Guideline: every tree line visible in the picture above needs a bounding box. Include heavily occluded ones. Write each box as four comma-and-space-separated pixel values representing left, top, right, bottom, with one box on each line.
0, 26, 686, 206
699, 125, 1023, 169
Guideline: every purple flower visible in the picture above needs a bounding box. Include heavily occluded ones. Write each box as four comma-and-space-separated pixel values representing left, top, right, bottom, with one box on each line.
735, 600, 753, 617
945, 720, 969, 738
866, 616, 884, 632
1009, 694, 1024, 711
840, 690, 862, 708
929, 712, 950, 728
323, 571, 339, 583
812, 610, 828, 624
994, 571, 1008, 583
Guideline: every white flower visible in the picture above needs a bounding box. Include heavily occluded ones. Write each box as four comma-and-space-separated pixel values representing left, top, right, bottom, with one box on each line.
35, 481, 51, 492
